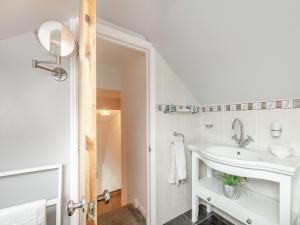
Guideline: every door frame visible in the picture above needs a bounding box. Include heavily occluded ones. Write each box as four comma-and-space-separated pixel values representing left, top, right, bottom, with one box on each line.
69, 19, 157, 225
69, 17, 80, 225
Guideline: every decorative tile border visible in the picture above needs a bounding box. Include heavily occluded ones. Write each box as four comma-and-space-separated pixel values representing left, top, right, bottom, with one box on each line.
156, 104, 200, 114
156, 99, 300, 113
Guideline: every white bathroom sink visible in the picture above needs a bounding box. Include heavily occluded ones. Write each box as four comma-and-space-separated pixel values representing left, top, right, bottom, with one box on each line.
202, 145, 264, 161
189, 142, 300, 176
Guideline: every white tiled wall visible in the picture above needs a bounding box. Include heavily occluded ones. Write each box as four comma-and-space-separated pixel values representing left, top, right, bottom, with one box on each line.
199, 108, 300, 155
155, 51, 201, 224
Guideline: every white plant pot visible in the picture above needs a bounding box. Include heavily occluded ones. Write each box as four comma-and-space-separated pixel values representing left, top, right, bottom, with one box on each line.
222, 184, 241, 200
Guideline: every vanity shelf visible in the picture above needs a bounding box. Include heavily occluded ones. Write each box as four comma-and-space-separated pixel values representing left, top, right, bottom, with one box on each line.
190, 144, 300, 225
196, 177, 282, 225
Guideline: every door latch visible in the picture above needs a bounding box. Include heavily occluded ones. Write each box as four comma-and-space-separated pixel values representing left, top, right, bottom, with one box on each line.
66, 200, 85, 216
67, 190, 110, 219
87, 200, 96, 220
66, 199, 96, 220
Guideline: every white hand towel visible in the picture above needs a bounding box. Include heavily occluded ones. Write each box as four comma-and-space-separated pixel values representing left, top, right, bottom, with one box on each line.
0, 200, 47, 225
174, 140, 187, 180
169, 139, 187, 184
169, 142, 178, 184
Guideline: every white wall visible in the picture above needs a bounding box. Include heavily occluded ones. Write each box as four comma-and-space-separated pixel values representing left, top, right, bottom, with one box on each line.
98, 0, 300, 105
0, 33, 71, 225
97, 63, 122, 91
121, 53, 148, 215
97, 111, 121, 194
154, 51, 202, 224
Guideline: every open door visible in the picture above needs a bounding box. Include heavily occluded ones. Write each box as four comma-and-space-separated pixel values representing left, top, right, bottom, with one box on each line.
66, 0, 98, 224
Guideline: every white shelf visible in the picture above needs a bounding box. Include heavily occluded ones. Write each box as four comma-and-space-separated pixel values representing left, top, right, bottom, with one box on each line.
195, 177, 282, 225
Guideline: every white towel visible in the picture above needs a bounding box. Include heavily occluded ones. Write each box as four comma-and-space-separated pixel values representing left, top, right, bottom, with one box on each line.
169, 139, 186, 184
0, 200, 47, 225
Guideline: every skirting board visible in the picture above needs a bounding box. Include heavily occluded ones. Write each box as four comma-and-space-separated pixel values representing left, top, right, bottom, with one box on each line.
132, 198, 147, 218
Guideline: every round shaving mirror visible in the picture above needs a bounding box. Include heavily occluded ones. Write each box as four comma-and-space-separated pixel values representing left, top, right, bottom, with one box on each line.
35, 21, 76, 57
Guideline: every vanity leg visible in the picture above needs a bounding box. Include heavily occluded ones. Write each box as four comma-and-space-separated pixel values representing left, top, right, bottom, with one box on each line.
280, 177, 291, 225
192, 153, 199, 222
206, 166, 213, 213
192, 195, 200, 222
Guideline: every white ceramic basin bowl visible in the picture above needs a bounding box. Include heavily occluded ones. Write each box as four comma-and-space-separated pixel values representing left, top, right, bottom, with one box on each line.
202, 146, 264, 161
188, 142, 300, 176
269, 145, 293, 158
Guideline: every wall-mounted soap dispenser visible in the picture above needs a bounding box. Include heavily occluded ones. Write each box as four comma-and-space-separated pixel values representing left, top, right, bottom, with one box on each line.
271, 122, 282, 138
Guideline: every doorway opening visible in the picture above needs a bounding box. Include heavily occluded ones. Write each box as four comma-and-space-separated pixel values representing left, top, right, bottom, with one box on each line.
96, 35, 148, 225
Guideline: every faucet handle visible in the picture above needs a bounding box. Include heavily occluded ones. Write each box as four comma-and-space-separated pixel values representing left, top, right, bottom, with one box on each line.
246, 135, 254, 142
232, 134, 240, 144
244, 135, 254, 147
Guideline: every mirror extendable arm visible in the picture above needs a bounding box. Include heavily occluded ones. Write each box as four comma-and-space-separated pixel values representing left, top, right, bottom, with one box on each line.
32, 56, 67, 81
32, 56, 61, 66
32, 20, 77, 82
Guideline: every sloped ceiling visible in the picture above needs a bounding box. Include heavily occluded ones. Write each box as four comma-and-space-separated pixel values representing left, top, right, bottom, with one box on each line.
97, 0, 300, 104
0, 0, 78, 40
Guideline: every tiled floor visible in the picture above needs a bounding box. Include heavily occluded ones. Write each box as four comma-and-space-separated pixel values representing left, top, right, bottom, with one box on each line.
164, 205, 234, 225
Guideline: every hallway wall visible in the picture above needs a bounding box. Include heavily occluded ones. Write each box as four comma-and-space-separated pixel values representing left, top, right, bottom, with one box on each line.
96, 37, 148, 217
121, 53, 148, 216
97, 110, 122, 194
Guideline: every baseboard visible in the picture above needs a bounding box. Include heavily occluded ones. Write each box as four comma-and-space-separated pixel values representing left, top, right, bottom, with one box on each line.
132, 198, 147, 218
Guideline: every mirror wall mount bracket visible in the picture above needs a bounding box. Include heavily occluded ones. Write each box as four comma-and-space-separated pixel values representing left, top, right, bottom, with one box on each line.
32, 56, 67, 81
32, 20, 77, 82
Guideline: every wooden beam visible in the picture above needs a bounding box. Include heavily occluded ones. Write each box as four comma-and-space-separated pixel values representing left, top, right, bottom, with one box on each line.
79, 0, 97, 224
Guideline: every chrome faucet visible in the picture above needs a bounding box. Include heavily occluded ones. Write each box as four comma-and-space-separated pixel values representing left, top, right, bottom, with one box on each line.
232, 118, 254, 148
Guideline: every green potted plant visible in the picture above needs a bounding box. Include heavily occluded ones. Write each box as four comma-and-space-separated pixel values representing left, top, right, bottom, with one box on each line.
219, 173, 249, 200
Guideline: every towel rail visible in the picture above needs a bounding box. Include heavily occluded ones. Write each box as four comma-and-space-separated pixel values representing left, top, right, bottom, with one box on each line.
0, 164, 62, 225
173, 132, 185, 142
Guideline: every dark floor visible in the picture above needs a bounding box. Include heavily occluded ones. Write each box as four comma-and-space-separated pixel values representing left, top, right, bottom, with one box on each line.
98, 203, 146, 225
164, 205, 234, 225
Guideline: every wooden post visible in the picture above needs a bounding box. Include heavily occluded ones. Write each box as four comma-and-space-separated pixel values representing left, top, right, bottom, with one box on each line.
79, 0, 97, 224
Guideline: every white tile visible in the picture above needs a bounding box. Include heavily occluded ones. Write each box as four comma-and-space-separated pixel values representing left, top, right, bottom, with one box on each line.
285, 108, 300, 155
241, 103, 248, 111
256, 109, 299, 151
267, 101, 276, 109
230, 104, 236, 111
282, 100, 293, 109
199, 112, 223, 143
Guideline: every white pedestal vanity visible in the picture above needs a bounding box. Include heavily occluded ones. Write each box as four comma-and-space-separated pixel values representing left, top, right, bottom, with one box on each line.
189, 143, 300, 225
